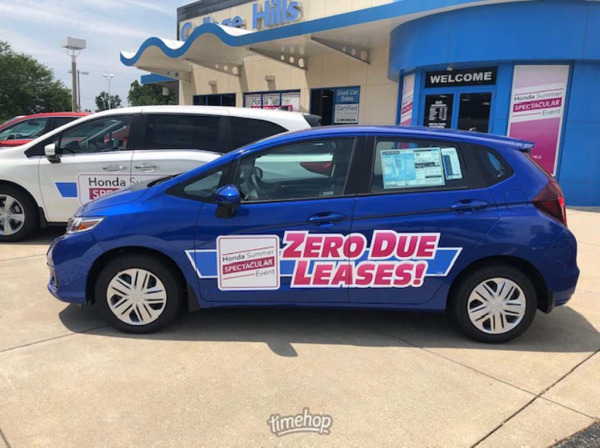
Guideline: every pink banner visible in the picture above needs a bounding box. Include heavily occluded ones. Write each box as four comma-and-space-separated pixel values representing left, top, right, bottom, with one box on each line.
400, 74, 415, 126
508, 65, 569, 175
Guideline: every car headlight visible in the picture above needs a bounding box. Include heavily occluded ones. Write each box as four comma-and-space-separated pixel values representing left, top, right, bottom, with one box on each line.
66, 217, 104, 234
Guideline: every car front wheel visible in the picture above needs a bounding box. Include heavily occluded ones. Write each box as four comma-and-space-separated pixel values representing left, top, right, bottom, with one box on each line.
451, 264, 538, 343
95, 254, 183, 333
0, 186, 37, 242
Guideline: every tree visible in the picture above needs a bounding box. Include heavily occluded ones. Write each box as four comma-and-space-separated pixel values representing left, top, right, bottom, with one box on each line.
0, 41, 71, 123
95, 91, 122, 111
128, 80, 176, 106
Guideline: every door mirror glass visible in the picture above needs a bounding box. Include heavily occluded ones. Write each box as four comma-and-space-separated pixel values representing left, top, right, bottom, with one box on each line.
44, 142, 60, 163
215, 185, 241, 218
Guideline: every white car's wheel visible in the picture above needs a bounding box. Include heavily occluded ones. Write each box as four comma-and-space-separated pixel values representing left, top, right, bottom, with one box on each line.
0, 186, 37, 242
95, 254, 183, 333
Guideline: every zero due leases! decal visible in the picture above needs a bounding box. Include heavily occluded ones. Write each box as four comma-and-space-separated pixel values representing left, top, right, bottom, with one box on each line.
186, 231, 462, 292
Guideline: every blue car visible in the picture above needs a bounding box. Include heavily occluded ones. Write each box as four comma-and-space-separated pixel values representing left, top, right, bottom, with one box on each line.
47, 126, 579, 343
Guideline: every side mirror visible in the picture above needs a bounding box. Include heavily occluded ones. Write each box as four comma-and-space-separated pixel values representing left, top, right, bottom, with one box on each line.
44, 142, 60, 164
215, 185, 241, 218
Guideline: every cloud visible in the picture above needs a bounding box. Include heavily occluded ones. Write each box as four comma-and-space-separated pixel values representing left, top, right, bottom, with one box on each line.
0, 1, 163, 40
0, 0, 181, 111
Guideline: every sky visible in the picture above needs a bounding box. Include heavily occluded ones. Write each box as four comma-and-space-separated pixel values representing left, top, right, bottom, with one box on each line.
0, 0, 184, 112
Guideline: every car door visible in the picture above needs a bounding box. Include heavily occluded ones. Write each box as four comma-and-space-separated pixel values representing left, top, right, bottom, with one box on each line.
38, 114, 135, 222
349, 135, 500, 305
130, 113, 229, 183
185, 136, 360, 303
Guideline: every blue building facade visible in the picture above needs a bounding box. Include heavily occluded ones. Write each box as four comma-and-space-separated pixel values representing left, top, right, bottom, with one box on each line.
124, 0, 600, 205
390, 0, 600, 205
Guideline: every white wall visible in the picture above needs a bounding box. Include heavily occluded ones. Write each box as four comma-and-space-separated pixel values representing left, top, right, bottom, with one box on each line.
178, 0, 398, 125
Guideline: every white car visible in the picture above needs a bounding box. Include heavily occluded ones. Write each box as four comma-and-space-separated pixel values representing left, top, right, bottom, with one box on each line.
0, 106, 318, 241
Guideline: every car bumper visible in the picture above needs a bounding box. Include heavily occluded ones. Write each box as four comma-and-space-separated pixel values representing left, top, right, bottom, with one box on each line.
542, 229, 580, 311
47, 231, 104, 305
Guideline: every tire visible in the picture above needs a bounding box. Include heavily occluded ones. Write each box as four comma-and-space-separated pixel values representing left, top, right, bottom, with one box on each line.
451, 264, 538, 343
0, 185, 38, 242
94, 253, 183, 333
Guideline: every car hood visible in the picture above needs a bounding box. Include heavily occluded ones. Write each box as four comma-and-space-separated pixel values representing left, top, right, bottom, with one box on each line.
78, 186, 150, 216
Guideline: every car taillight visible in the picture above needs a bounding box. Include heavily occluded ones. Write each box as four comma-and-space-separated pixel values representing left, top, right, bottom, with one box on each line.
532, 181, 567, 226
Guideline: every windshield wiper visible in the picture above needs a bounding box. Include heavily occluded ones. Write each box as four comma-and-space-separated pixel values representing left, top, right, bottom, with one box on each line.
147, 174, 180, 188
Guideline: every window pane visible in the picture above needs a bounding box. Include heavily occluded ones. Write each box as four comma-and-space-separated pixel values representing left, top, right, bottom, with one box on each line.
0, 118, 48, 140
371, 139, 466, 193
145, 114, 221, 152
59, 116, 132, 154
424, 94, 453, 129
184, 169, 224, 198
222, 94, 236, 107
235, 138, 354, 202
230, 117, 287, 148
458, 93, 492, 133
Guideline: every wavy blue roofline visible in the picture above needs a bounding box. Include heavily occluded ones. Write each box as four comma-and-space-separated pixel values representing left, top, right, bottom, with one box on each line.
121, 0, 494, 67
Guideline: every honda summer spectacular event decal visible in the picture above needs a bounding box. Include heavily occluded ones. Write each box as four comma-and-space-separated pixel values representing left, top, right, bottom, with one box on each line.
187, 231, 462, 291
508, 65, 570, 176
75, 174, 162, 204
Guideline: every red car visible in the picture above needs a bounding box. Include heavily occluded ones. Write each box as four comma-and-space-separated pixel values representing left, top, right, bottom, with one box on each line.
0, 112, 89, 147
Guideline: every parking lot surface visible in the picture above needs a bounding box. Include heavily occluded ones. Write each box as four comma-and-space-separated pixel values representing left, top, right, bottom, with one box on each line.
1, 208, 599, 447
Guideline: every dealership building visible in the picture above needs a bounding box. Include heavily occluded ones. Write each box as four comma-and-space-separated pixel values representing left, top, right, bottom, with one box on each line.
121, 0, 600, 206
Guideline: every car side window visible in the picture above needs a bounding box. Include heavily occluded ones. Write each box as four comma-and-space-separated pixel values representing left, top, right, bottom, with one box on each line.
144, 114, 221, 153
183, 169, 225, 199
0, 118, 48, 140
57, 115, 133, 154
371, 139, 468, 193
479, 148, 510, 181
230, 117, 287, 148
234, 138, 355, 202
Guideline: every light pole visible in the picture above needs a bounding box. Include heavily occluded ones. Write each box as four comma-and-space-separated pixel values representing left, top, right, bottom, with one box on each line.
103, 73, 114, 109
61, 37, 86, 112
68, 70, 89, 111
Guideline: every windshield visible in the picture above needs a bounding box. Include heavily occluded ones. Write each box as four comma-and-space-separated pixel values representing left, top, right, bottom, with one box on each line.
0, 118, 48, 140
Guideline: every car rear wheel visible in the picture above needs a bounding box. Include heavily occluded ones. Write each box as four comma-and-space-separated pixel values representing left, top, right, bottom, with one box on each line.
95, 254, 183, 333
0, 186, 37, 242
451, 264, 538, 343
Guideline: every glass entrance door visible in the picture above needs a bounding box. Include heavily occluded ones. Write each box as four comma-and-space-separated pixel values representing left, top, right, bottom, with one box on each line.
422, 90, 494, 133
457, 92, 492, 132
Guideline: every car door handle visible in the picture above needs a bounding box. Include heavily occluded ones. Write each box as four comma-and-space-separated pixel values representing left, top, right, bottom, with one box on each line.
103, 164, 126, 172
307, 212, 347, 225
451, 199, 489, 212
134, 163, 158, 171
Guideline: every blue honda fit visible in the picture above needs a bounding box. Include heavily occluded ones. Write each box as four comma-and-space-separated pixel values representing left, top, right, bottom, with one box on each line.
47, 126, 578, 342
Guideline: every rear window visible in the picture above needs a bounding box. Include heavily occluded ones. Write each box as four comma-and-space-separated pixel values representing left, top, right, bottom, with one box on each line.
230, 117, 287, 148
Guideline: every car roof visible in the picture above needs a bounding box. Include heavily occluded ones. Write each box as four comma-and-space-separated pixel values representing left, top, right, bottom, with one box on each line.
245, 125, 535, 152
10, 112, 89, 119
90, 105, 309, 122
177, 125, 533, 184
0, 112, 88, 129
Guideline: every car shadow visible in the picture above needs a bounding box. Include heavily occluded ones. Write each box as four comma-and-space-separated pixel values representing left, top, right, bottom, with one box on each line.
0, 227, 65, 247
58, 303, 600, 357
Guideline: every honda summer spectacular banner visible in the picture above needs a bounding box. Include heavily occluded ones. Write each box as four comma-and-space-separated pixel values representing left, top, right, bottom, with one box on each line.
507, 65, 570, 176
400, 74, 415, 126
